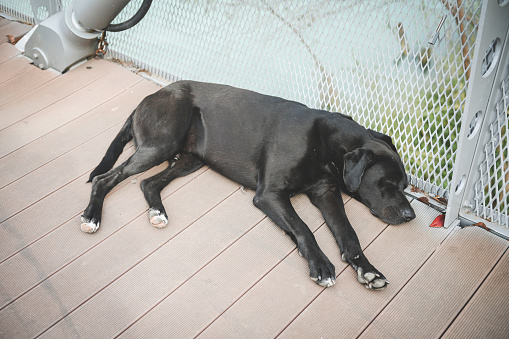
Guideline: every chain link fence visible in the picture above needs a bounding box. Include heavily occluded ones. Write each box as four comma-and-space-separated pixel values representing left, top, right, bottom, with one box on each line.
85, 0, 482, 202
5, 1, 506, 228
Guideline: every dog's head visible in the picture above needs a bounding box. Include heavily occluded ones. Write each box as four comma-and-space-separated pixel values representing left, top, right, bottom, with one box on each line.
342, 133, 415, 225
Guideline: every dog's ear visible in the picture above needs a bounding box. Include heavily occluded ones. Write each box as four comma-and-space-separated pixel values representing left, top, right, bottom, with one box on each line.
368, 129, 398, 153
343, 148, 374, 192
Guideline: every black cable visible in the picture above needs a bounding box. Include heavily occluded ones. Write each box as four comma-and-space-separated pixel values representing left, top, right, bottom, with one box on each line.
104, 0, 153, 32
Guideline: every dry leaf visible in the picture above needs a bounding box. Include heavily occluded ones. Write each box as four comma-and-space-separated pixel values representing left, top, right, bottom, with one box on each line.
417, 196, 430, 205
429, 214, 445, 228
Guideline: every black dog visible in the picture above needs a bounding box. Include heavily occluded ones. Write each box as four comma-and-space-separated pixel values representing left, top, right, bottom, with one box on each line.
82, 81, 415, 289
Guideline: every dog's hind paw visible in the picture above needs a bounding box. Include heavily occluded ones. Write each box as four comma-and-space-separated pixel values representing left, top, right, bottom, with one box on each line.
81, 217, 100, 233
148, 209, 168, 228
312, 275, 336, 288
356, 267, 389, 290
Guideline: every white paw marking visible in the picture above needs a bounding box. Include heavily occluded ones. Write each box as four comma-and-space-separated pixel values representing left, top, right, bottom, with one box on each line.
356, 267, 388, 290
364, 272, 377, 282
318, 277, 336, 288
80, 217, 99, 233
311, 276, 336, 287
148, 209, 168, 228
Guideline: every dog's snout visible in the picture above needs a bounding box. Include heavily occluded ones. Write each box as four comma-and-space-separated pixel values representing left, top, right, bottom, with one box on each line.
402, 207, 416, 222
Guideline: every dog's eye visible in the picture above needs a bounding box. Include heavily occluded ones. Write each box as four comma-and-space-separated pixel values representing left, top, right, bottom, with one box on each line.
382, 178, 399, 187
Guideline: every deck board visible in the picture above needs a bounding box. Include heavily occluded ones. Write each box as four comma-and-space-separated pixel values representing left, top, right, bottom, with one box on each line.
0, 62, 141, 158
0, 20, 32, 43
120, 193, 331, 338
442, 249, 509, 339
0, 59, 58, 106
0, 79, 158, 188
0, 35, 508, 339
0, 42, 21, 63
358, 226, 508, 339
0, 58, 119, 131
0, 54, 32, 83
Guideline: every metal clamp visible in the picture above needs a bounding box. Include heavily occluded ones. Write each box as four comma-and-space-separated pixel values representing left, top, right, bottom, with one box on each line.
428, 15, 446, 45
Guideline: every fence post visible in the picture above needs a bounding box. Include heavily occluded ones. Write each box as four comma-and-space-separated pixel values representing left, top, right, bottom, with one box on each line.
445, 0, 509, 232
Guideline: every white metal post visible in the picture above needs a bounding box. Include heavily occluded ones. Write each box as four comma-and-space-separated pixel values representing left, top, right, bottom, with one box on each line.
445, 0, 509, 236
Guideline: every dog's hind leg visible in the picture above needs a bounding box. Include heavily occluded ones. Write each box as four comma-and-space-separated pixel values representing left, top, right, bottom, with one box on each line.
88, 112, 134, 183
140, 153, 204, 228
81, 147, 167, 233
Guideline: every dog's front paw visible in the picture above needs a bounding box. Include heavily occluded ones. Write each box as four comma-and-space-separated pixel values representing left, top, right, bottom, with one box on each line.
341, 253, 388, 290
309, 258, 336, 288
80, 216, 100, 233
356, 267, 388, 290
148, 208, 168, 228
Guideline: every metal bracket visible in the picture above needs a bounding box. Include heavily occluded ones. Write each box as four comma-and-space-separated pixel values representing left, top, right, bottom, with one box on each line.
428, 15, 446, 45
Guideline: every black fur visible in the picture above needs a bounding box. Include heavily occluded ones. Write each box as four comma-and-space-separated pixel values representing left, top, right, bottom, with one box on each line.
82, 80, 415, 289
88, 112, 134, 182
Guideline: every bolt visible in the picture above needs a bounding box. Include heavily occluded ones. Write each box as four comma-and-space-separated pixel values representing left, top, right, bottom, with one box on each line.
463, 200, 474, 209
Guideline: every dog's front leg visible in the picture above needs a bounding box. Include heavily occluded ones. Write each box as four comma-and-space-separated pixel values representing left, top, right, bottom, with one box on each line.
253, 189, 336, 287
307, 181, 388, 290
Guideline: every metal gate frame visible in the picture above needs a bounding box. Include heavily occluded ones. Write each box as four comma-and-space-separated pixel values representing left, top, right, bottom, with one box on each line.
445, 0, 509, 237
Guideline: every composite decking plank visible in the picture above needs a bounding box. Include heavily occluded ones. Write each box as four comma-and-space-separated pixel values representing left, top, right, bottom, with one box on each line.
198, 200, 444, 338
0, 18, 10, 28
0, 149, 143, 307
0, 61, 141, 158
0, 146, 137, 264
0, 121, 141, 222
0, 164, 209, 308
0, 79, 159, 188
358, 226, 508, 339
441, 250, 509, 339
0, 42, 22, 64
0, 169, 234, 338
0, 54, 32, 84
41, 186, 267, 338
119, 193, 334, 339
276, 201, 445, 339
0, 58, 121, 131
196, 198, 389, 339
0, 21, 32, 43
0, 62, 59, 106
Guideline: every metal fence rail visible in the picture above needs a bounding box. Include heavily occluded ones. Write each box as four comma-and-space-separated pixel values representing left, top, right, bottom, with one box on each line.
2, 0, 508, 232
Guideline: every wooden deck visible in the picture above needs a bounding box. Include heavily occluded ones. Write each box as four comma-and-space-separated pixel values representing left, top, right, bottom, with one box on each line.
0, 19, 508, 338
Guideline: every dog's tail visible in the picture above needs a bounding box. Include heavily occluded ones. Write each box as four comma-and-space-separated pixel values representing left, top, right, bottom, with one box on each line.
87, 111, 135, 183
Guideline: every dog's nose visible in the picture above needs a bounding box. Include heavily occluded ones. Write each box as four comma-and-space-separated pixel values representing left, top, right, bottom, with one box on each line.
402, 207, 416, 221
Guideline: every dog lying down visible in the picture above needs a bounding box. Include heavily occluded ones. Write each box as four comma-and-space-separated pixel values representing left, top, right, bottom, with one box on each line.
82, 80, 415, 290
